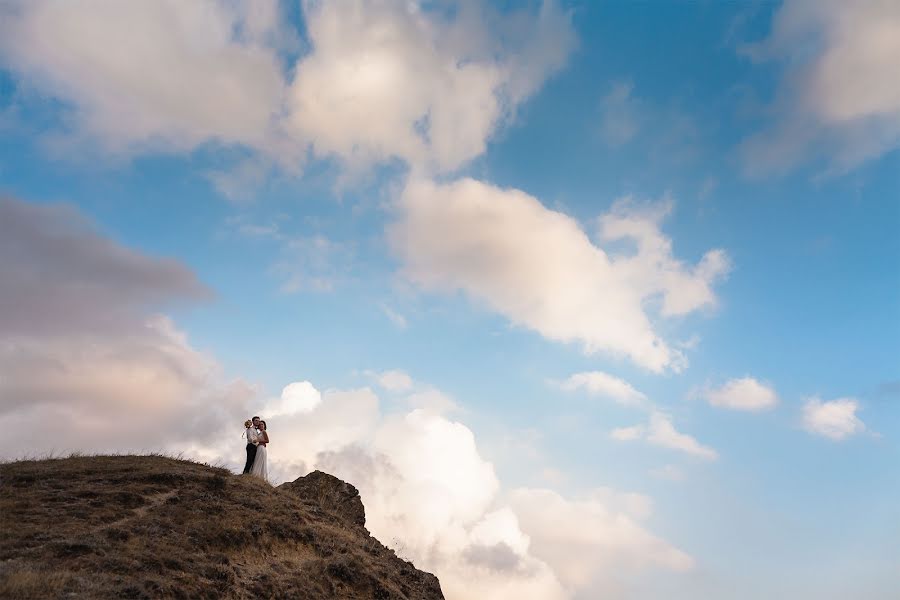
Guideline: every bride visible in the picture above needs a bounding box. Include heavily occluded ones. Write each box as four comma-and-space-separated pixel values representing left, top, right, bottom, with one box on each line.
249, 420, 269, 482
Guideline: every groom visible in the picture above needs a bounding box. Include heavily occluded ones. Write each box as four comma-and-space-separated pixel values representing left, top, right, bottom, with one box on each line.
243, 416, 261, 474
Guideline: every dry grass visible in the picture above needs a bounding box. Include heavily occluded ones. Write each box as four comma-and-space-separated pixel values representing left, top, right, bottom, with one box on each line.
0, 454, 443, 599
0, 567, 78, 599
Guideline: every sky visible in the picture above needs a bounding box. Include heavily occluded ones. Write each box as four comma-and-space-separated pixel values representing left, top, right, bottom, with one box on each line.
0, 1, 898, 598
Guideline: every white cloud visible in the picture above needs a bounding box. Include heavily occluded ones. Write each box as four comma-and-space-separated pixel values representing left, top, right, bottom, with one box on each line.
598, 197, 730, 319
373, 410, 500, 534
539, 467, 568, 486
405, 388, 461, 415
374, 369, 415, 392
612, 412, 718, 461
259, 387, 382, 476
802, 396, 866, 441
704, 377, 778, 411
741, 0, 900, 173
646, 413, 718, 460
390, 178, 729, 372
0, 0, 575, 181
298, 400, 694, 600
611, 425, 645, 441
559, 371, 647, 407
677, 334, 702, 351
261, 381, 322, 416
366, 370, 459, 414
274, 400, 567, 599
0, 0, 292, 159
509, 488, 694, 593
288, 0, 575, 174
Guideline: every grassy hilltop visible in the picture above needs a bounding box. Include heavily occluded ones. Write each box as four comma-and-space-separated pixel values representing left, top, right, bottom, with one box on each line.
0, 455, 443, 599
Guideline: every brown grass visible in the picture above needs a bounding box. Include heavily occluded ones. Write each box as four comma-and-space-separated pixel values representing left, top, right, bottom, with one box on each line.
0, 454, 443, 599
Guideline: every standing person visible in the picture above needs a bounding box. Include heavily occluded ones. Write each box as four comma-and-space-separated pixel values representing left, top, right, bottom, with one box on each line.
249, 420, 269, 482
243, 416, 261, 474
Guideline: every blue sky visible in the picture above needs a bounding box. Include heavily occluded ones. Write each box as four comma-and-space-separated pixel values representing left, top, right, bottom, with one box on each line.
1, 1, 898, 598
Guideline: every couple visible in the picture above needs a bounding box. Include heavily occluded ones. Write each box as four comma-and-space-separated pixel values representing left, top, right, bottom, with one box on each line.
242, 416, 269, 482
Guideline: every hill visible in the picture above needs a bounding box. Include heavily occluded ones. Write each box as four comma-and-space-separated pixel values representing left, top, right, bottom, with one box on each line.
0, 455, 444, 599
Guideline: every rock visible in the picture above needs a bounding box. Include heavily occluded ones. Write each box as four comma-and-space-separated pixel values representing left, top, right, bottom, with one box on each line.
278, 470, 367, 528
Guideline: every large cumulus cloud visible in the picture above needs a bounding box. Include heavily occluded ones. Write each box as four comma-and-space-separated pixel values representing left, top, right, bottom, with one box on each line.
0, 0, 575, 181
235, 380, 695, 600
0, 196, 252, 456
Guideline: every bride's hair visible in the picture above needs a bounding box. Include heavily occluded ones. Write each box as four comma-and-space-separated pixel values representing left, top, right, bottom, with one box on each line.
259, 420, 267, 430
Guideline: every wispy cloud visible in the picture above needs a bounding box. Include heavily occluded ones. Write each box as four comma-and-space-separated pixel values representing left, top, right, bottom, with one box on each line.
370, 369, 414, 392
380, 303, 408, 329
649, 464, 685, 482
275, 235, 353, 294
612, 412, 718, 461
225, 215, 353, 293
557, 371, 647, 407
599, 81, 640, 145
365, 369, 460, 415
596, 81, 708, 165
740, 0, 900, 174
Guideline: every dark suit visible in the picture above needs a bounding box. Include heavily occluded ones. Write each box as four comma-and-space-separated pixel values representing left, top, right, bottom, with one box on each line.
243, 442, 258, 474
243, 427, 259, 473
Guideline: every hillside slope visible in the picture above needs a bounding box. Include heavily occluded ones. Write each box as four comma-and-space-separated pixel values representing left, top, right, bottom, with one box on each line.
0, 455, 443, 599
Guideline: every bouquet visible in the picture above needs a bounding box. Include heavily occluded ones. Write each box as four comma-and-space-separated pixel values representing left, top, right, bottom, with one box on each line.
244, 419, 252, 428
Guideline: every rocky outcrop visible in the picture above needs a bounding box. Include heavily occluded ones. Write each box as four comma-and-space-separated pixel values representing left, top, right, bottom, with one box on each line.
0, 455, 443, 600
279, 470, 367, 528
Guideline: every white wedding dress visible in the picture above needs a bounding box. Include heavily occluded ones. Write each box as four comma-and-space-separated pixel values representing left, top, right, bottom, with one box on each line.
250, 442, 268, 482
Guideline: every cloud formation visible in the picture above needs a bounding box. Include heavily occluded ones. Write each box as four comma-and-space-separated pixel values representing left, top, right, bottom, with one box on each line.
802, 396, 866, 441
288, 0, 575, 173
365, 370, 460, 415
741, 0, 900, 174
373, 369, 414, 392
0, 0, 575, 178
557, 368, 718, 464
509, 488, 694, 591
390, 178, 729, 372
703, 377, 778, 411
0, 195, 695, 599
612, 412, 718, 461
262, 381, 323, 416
0, 0, 292, 158
250, 383, 693, 600
0, 197, 209, 338
559, 371, 647, 407
0, 196, 252, 457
